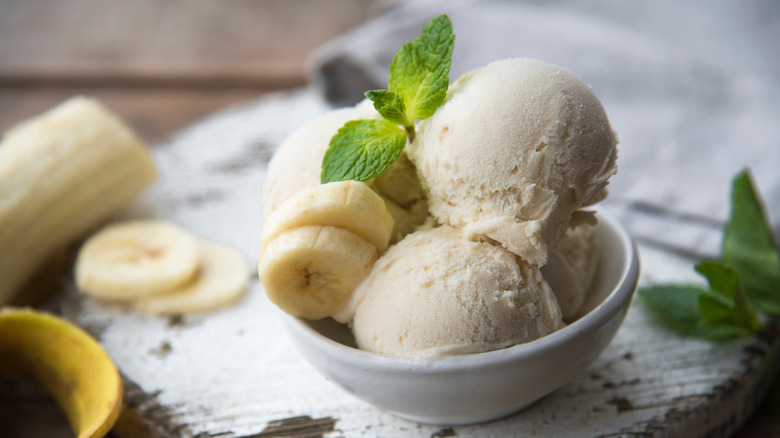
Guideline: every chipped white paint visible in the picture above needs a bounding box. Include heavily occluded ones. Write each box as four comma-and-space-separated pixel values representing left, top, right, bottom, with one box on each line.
62, 88, 779, 438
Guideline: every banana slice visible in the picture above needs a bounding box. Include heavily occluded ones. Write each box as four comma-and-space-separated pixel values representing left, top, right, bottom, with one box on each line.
259, 225, 378, 320
134, 241, 249, 315
76, 220, 200, 300
260, 181, 394, 254
0, 308, 122, 438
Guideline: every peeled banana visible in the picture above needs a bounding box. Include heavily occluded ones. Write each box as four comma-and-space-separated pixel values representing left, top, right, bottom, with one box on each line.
0, 97, 158, 305
0, 308, 122, 438
258, 181, 394, 320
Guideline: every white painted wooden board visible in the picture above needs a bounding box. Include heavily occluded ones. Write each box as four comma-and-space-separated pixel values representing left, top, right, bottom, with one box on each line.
61, 89, 780, 438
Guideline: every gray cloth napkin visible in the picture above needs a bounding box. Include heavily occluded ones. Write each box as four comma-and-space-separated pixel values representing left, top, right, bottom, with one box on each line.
309, 0, 780, 259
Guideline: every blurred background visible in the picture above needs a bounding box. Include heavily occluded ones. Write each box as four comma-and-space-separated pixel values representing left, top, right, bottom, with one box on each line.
1, 0, 778, 436
0, 1, 400, 436
0, 0, 401, 142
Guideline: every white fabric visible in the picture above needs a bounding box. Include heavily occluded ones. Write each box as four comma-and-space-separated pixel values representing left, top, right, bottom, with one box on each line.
310, 0, 780, 258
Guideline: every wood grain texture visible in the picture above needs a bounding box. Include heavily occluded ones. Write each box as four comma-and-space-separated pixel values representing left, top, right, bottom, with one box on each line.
59, 89, 780, 438
0, 0, 398, 141
0, 0, 392, 81
0, 2, 395, 435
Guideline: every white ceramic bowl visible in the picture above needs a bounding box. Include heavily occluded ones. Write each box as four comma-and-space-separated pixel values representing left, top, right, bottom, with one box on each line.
283, 209, 639, 425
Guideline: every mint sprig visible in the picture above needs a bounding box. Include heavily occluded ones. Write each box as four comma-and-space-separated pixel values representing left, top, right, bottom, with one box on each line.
723, 172, 780, 316
387, 14, 455, 125
639, 284, 754, 341
321, 119, 407, 183
321, 14, 455, 184
364, 90, 408, 128
696, 261, 763, 332
639, 169, 778, 341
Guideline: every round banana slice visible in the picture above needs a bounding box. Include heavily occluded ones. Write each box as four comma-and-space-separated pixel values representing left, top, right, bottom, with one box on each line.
134, 241, 250, 315
260, 180, 394, 254
76, 220, 200, 300
259, 225, 378, 320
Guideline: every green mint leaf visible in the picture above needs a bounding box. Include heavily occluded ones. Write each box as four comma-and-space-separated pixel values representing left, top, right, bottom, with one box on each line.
321, 119, 407, 183
698, 293, 735, 325
734, 281, 765, 332
365, 90, 410, 127
695, 261, 739, 300
638, 284, 753, 341
388, 14, 455, 121
722, 170, 780, 315
321, 15, 456, 183
695, 261, 764, 331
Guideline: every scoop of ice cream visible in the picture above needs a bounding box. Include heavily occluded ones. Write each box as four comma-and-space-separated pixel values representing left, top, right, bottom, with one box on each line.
263, 100, 429, 242
263, 100, 376, 218
407, 58, 618, 266
541, 221, 599, 321
351, 225, 565, 356
371, 152, 429, 242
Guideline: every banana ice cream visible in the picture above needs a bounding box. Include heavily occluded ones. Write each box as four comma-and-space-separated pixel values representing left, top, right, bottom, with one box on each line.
263, 100, 429, 242
541, 224, 599, 321
262, 101, 377, 218
259, 57, 618, 357
407, 58, 618, 266
352, 226, 565, 356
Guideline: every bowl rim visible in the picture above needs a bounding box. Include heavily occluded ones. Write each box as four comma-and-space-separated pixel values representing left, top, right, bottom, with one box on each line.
283, 207, 639, 371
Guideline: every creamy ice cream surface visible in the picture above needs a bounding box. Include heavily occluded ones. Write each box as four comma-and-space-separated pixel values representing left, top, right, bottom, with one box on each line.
407, 58, 618, 266
351, 225, 566, 356
262, 100, 377, 219
541, 222, 599, 321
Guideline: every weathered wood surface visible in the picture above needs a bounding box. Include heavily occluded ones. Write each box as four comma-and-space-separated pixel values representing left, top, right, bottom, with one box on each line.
60, 89, 780, 437
0, 0, 393, 141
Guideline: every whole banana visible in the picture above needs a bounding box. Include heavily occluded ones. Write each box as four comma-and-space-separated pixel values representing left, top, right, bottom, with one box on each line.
0, 308, 122, 438
0, 97, 157, 304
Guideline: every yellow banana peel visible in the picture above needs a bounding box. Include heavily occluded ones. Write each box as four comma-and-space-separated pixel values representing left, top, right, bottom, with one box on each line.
0, 308, 123, 438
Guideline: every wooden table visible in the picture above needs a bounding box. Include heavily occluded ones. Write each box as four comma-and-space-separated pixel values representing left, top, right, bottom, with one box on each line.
0, 0, 392, 142
1, 1, 779, 436
0, 1, 388, 436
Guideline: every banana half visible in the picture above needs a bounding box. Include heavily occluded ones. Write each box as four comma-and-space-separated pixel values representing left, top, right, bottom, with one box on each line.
0, 308, 122, 438
0, 97, 158, 305
258, 181, 394, 320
